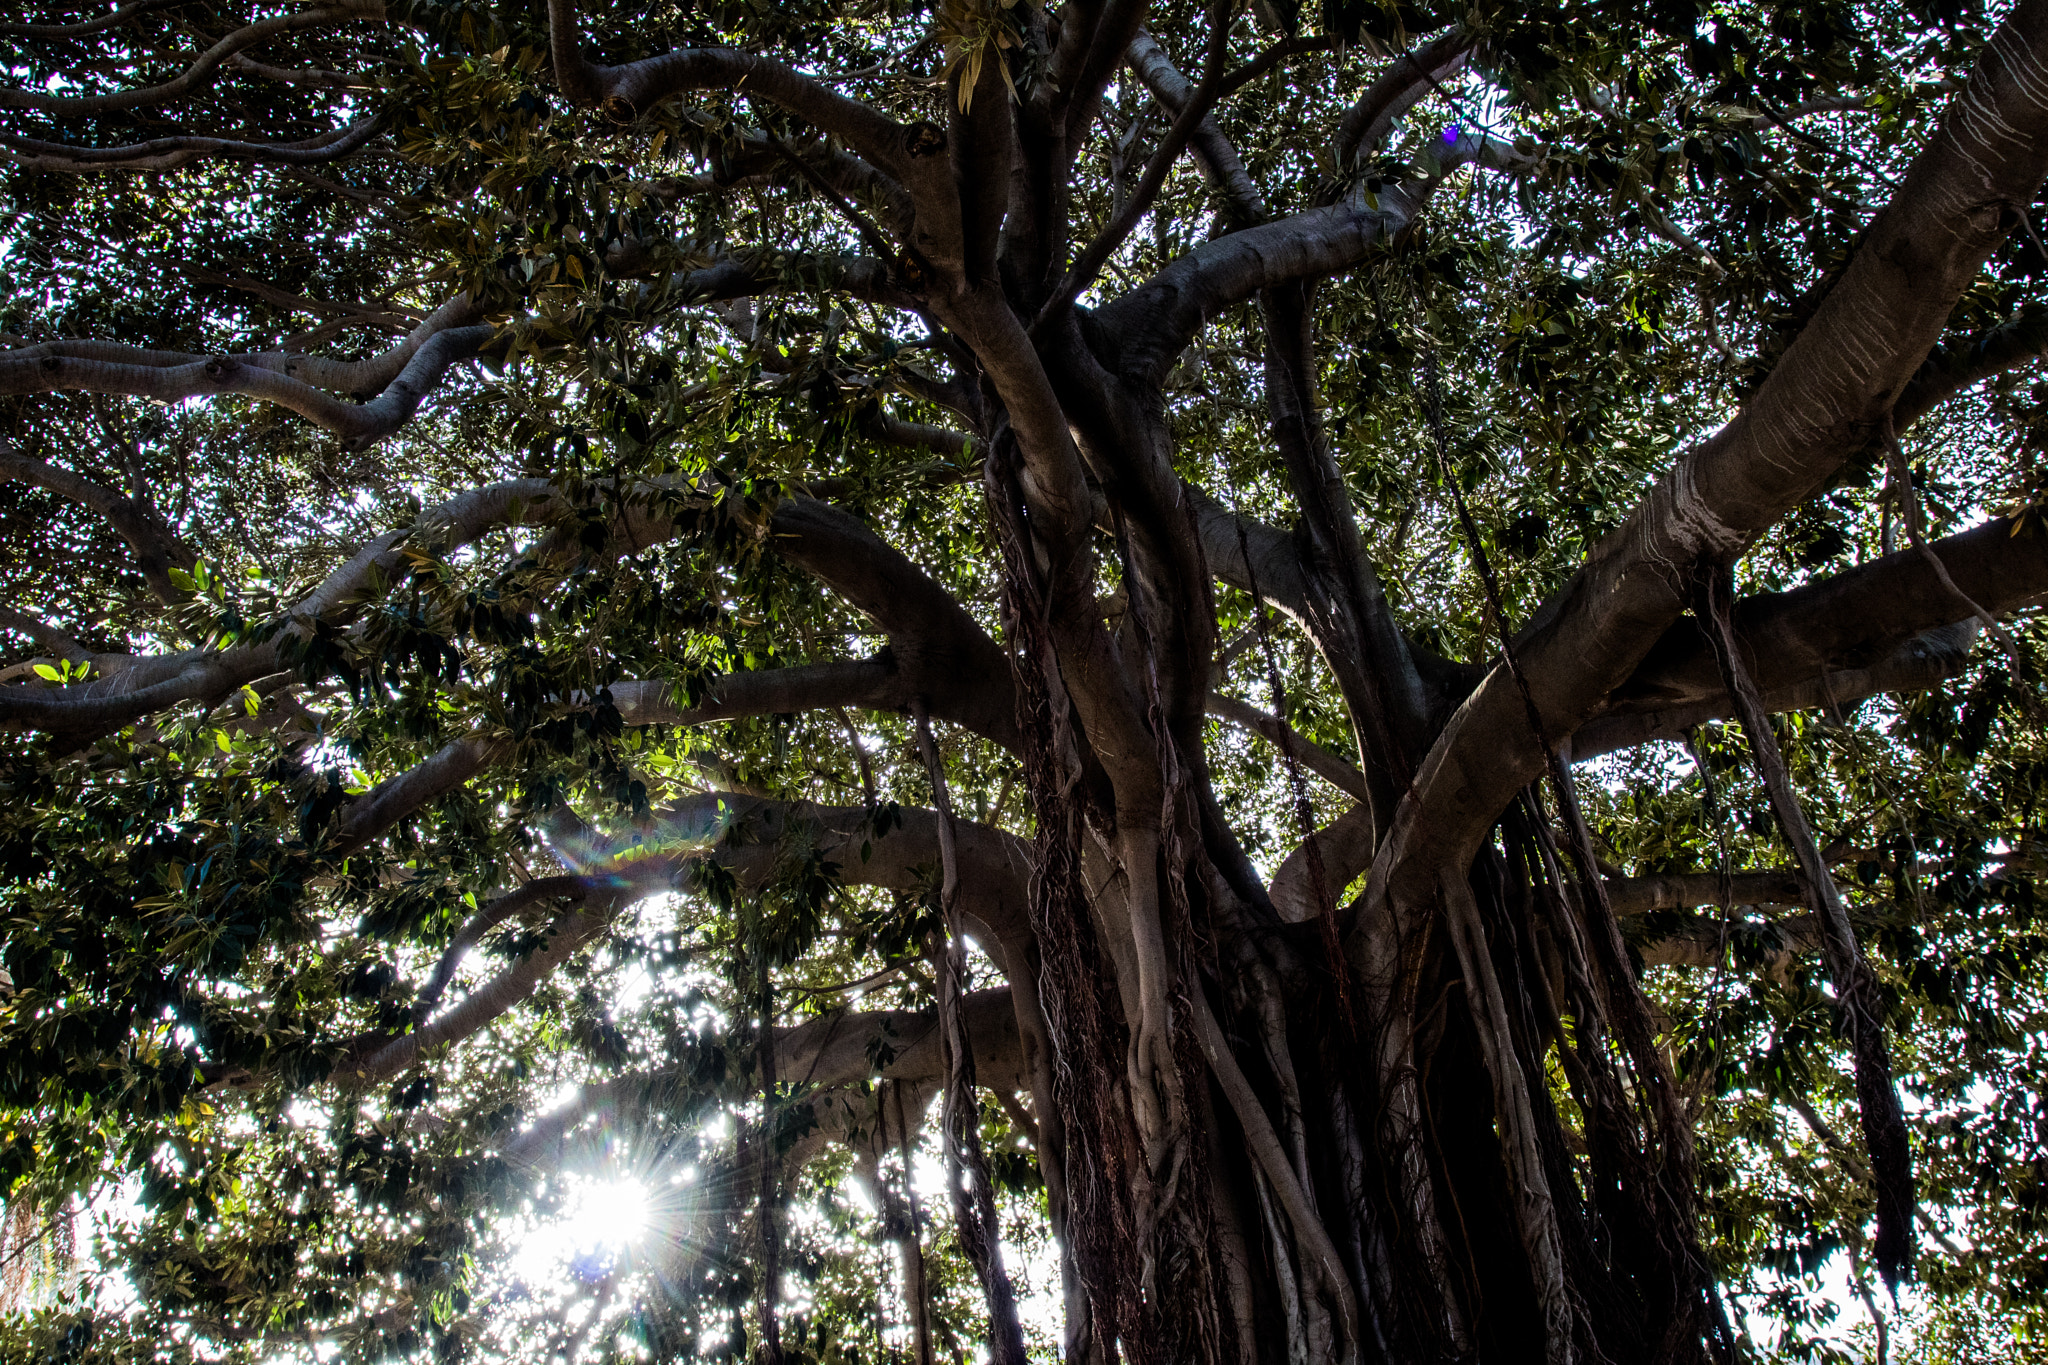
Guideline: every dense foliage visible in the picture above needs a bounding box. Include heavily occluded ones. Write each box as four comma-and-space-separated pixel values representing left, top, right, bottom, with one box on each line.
1, 0, 2047, 1361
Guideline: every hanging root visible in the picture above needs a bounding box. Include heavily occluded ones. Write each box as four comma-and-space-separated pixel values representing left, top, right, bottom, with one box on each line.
1419, 333, 1729, 1360
1108, 495, 1232, 1365
1701, 568, 1917, 1287
912, 698, 1030, 1365
1439, 873, 1577, 1365
1234, 518, 1358, 1032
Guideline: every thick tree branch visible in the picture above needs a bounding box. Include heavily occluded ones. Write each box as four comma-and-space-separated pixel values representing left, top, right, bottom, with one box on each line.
765, 496, 1019, 747
1045, 0, 1156, 198
1100, 132, 1538, 385
1576, 513, 2048, 756
701, 794, 1035, 953
1638, 911, 1820, 971
1190, 487, 1314, 616
1258, 279, 1430, 825
1573, 621, 1982, 758
1603, 870, 1808, 917
1368, 7, 2048, 921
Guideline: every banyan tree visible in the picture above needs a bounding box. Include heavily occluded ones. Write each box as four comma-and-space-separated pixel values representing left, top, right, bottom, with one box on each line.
2, 0, 2047, 1360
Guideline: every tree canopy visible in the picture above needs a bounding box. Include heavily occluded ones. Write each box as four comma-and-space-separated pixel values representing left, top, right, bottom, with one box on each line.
2, 0, 2047, 1361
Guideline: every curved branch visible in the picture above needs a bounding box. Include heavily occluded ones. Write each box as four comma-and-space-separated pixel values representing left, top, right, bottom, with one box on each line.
1, 307, 491, 447
768, 495, 1019, 747
502, 988, 1026, 1172
0, 477, 557, 734
320, 796, 1029, 1100
1206, 691, 1369, 802
546, 0, 913, 184
641, 251, 918, 312
1896, 301, 2048, 421
645, 127, 911, 228
1333, 28, 1475, 169
317, 641, 1016, 862
1, 0, 182, 39
0, 605, 89, 662
348, 894, 629, 1084
0, 3, 383, 114
1099, 133, 1536, 385
1191, 486, 1313, 615
1269, 802, 1373, 924
1052, 32, 1321, 312
1125, 31, 1268, 225
412, 875, 588, 1017
1, 110, 385, 172
318, 663, 899, 854
225, 52, 374, 91
1, 483, 1013, 762
323, 735, 508, 857
0, 439, 195, 600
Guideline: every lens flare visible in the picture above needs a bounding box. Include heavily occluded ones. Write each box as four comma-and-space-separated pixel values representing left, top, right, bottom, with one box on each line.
544, 795, 737, 881
512, 1175, 651, 1285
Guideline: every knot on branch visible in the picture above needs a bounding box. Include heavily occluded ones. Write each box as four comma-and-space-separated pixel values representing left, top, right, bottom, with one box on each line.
38, 353, 59, 373
203, 355, 235, 380
905, 121, 947, 157
602, 94, 638, 123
